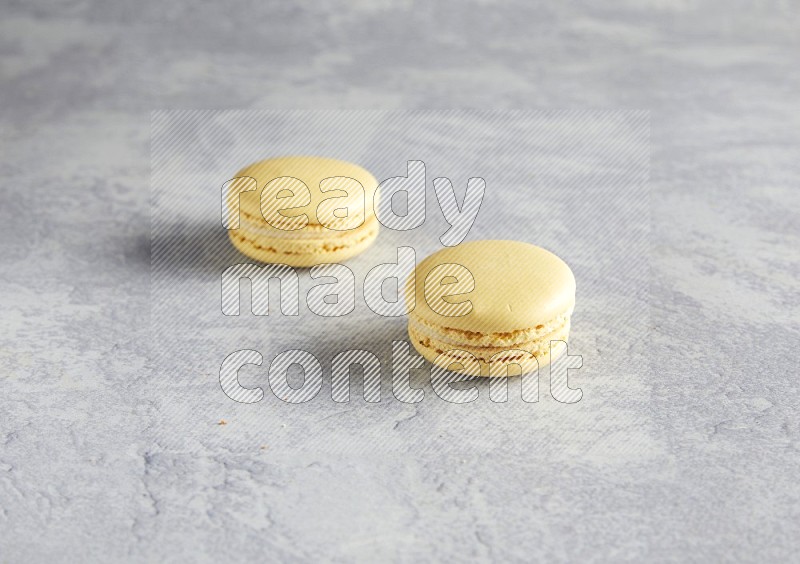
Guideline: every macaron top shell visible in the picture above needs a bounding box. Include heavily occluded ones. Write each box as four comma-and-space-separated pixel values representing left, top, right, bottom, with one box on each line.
230, 156, 379, 230
408, 240, 576, 333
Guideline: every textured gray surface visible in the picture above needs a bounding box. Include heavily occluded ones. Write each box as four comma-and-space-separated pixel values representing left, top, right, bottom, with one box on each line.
1, 2, 799, 563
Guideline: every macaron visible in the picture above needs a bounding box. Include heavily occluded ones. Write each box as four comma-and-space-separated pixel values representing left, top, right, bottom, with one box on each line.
226, 156, 380, 267
406, 240, 576, 377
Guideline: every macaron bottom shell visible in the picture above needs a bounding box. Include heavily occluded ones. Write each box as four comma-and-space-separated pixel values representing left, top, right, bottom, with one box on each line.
408, 320, 569, 378
228, 215, 380, 267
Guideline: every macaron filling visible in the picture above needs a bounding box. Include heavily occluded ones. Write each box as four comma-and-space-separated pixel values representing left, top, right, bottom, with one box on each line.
229, 214, 380, 257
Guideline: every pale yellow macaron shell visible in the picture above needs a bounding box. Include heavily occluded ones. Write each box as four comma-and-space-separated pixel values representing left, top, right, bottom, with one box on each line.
230, 156, 379, 231
408, 240, 576, 334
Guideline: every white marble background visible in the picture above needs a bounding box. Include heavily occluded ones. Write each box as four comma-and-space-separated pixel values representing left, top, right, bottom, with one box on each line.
1, 2, 799, 562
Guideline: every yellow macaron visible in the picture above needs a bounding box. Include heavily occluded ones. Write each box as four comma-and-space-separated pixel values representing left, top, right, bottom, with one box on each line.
226, 156, 380, 267
406, 240, 576, 377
